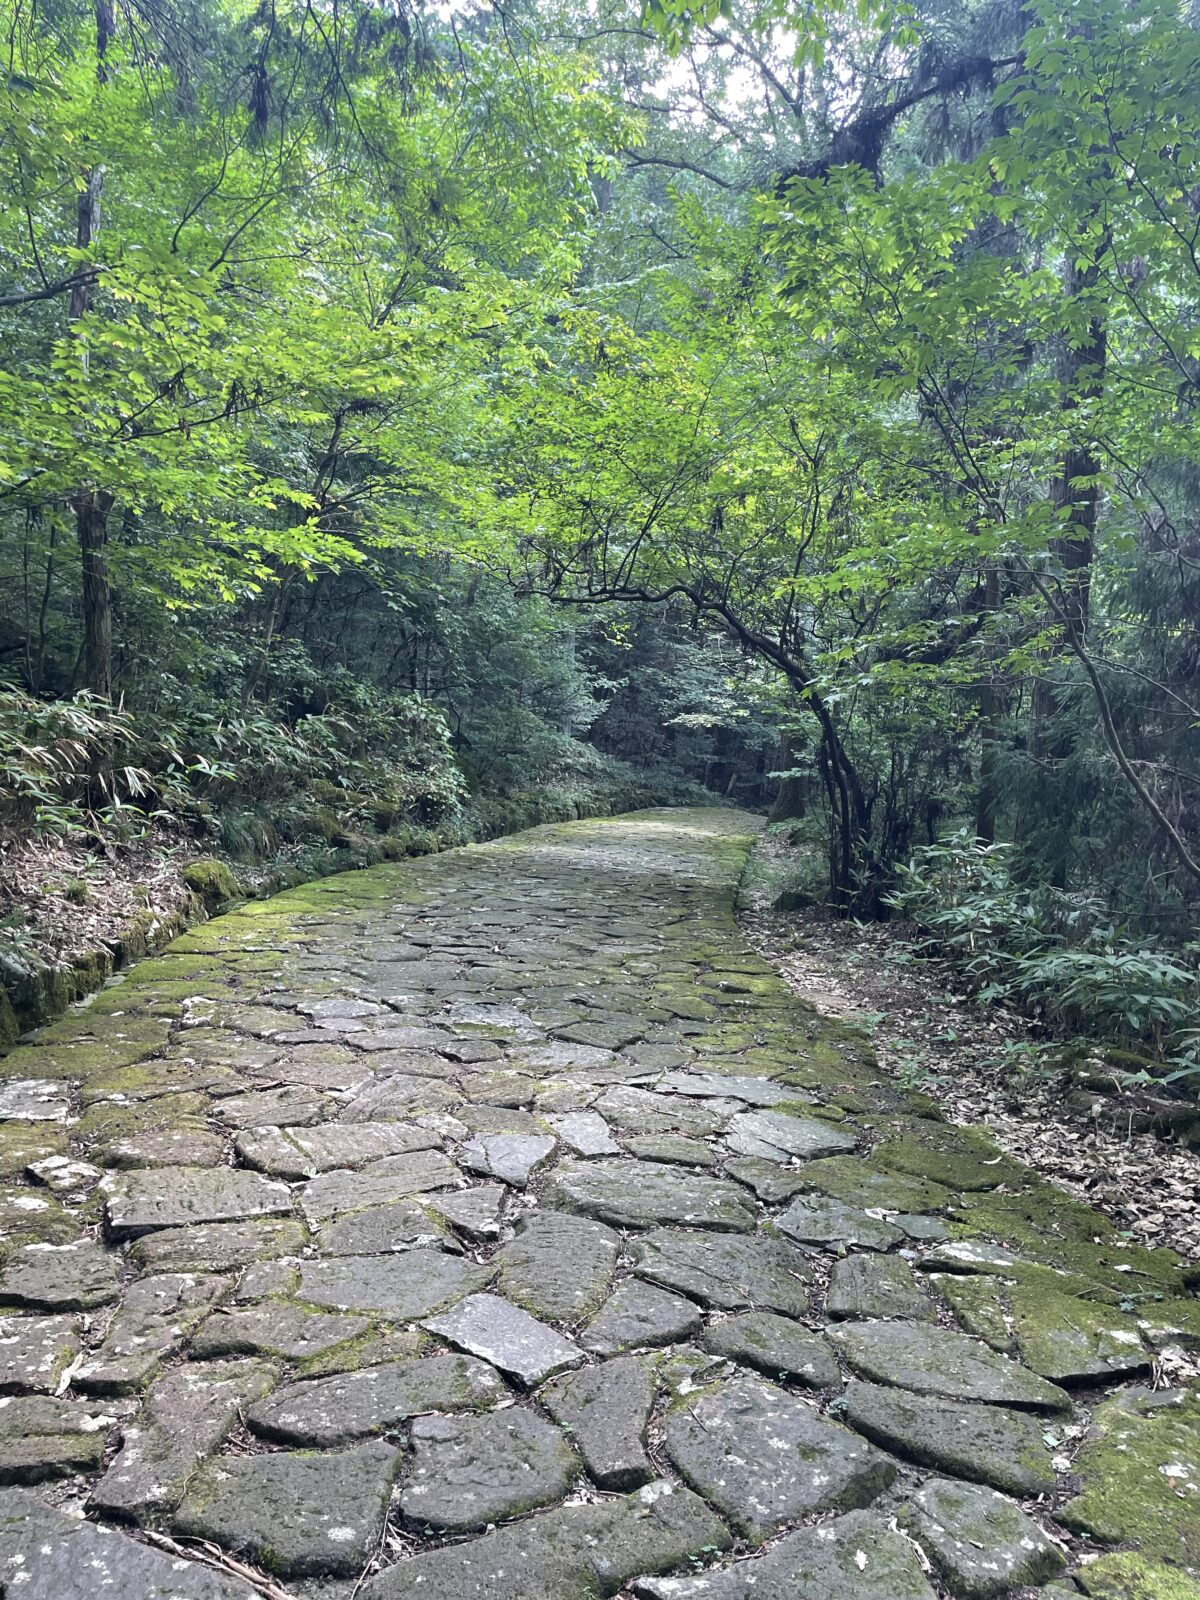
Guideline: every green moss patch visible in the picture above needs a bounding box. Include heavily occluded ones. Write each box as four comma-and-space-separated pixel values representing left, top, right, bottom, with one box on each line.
1077, 1552, 1200, 1600
1062, 1388, 1200, 1564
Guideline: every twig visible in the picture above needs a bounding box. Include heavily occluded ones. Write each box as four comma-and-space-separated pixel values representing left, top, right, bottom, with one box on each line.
142, 1531, 293, 1600
350, 1498, 394, 1600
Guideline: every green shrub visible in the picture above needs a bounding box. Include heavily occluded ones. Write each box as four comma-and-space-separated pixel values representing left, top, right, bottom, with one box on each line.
888, 831, 1200, 1082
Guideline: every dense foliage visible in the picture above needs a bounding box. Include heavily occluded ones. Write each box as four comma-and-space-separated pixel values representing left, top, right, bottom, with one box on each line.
1, 0, 1198, 1062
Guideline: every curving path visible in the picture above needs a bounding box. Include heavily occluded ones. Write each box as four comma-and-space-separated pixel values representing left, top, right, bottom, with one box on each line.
0, 809, 1197, 1599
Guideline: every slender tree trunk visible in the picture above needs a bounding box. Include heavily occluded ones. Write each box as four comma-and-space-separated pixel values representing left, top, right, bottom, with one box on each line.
1031, 249, 1109, 887
70, 3, 114, 702
1048, 259, 1107, 640
75, 489, 114, 698
975, 564, 1002, 843
34, 519, 58, 694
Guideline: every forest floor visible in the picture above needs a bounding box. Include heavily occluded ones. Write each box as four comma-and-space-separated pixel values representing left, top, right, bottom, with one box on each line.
741, 844, 1200, 1267
0, 829, 196, 969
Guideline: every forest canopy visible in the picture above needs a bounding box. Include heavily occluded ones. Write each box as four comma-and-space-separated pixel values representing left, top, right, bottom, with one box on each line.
1, 0, 1198, 1064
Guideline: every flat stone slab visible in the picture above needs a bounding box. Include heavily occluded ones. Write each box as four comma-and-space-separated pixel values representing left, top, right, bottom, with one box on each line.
192, 1302, 371, 1361
625, 1134, 718, 1168
556, 1018, 643, 1050
102, 1166, 293, 1238
91, 1359, 275, 1517
515, 1040, 617, 1072
0, 1485, 256, 1597
496, 1211, 619, 1322
726, 1109, 856, 1161
935, 1275, 1150, 1383
1073, 1553, 1200, 1600
581, 1279, 702, 1355
775, 1195, 903, 1252
799, 1156, 952, 1215
873, 1121, 1015, 1191
423, 1293, 584, 1387
315, 1198, 449, 1255
74, 1273, 225, 1397
102, 1128, 229, 1167
725, 1157, 811, 1203
26, 1155, 101, 1196
297, 1249, 490, 1319
462, 1070, 540, 1106
426, 1184, 506, 1239
0, 1395, 114, 1483
0, 1241, 121, 1311
659, 1071, 797, 1106
301, 998, 386, 1021
1061, 1386, 1200, 1565
343, 1074, 462, 1121
457, 1103, 541, 1137
174, 1438, 399, 1577
839, 1381, 1057, 1495
248, 1353, 503, 1445
0, 1185, 79, 1253
830, 1321, 1071, 1412
129, 1216, 307, 1273
542, 1354, 655, 1489
827, 1254, 935, 1321
297, 1151, 460, 1222
546, 1158, 756, 1232
0, 1314, 81, 1392
916, 1238, 1094, 1285
631, 1229, 810, 1316
359, 1477, 730, 1600
665, 1374, 894, 1541
702, 1312, 839, 1387
400, 1407, 579, 1530
901, 1477, 1065, 1599
547, 1110, 621, 1156
0, 1080, 70, 1121
632, 1509, 937, 1600
214, 1084, 331, 1127
597, 1086, 736, 1138
460, 1131, 556, 1188
235, 1119, 437, 1178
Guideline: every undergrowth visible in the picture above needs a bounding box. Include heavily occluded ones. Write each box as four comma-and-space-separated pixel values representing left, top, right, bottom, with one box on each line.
886, 831, 1200, 1093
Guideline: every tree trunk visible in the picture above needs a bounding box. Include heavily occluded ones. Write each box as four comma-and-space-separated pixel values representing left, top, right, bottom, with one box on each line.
768, 732, 807, 822
69, 3, 113, 703
1048, 257, 1107, 640
1030, 250, 1108, 887
975, 564, 1002, 843
75, 490, 114, 698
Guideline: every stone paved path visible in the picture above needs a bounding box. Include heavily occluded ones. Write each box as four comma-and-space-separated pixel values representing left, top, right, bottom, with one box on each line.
1, 809, 1199, 1600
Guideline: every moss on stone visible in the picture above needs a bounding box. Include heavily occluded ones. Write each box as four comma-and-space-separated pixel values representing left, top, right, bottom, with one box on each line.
69, 948, 112, 994
951, 1184, 1197, 1296
1062, 1388, 1200, 1564
0, 1122, 66, 1180
1135, 1297, 1200, 1352
873, 1118, 1024, 1192
1077, 1552, 1200, 1600
0, 1015, 172, 1083
0, 990, 18, 1049
294, 1326, 423, 1379
802, 1156, 952, 1214
0, 1185, 80, 1256
940, 1275, 1149, 1383
183, 857, 241, 911
75, 1092, 211, 1145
